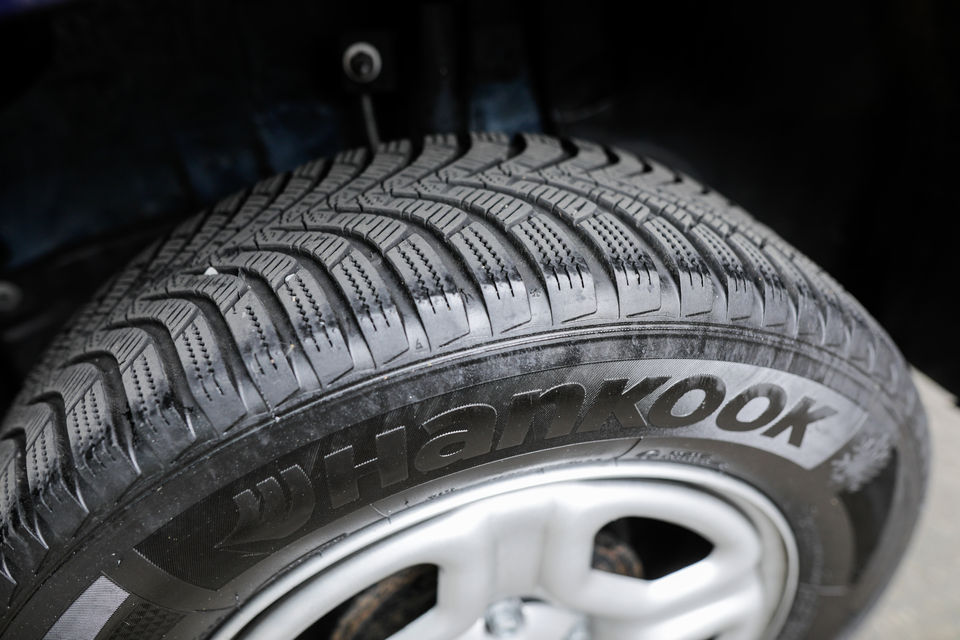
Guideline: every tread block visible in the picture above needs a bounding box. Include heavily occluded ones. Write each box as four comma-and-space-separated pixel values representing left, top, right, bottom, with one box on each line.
177, 211, 235, 267
218, 164, 327, 252
130, 299, 247, 430
378, 134, 461, 193
329, 141, 411, 208
441, 179, 601, 324
514, 214, 597, 322
547, 138, 610, 174
153, 213, 206, 270
594, 189, 653, 224
277, 269, 355, 384
592, 166, 728, 233
124, 340, 197, 461
762, 245, 824, 339
602, 146, 649, 178
160, 273, 243, 309
161, 274, 300, 409
435, 133, 512, 183
347, 197, 532, 335
324, 248, 408, 365
300, 214, 468, 348
302, 211, 408, 250
175, 313, 249, 428
697, 210, 736, 236
451, 223, 532, 333
366, 198, 470, 237
0, 439, 46, 585
52, 364, 139, 500
18, 404, 76, 516
387, 234, 470, 347
455, 187, 536, 227
85, 328, 195, 463
790, 252, 849, 347
211, 250, 356, 386
211, 250, 356, 382
729, 233, 790, 326
816, 268, 876, 365
22, 406, 88, 541
279, 150, 369, 227
496, 133, 567, 177
641, 217, 715, 317
690, 224, 754, 320
0, 439, 41, 601
261, 230, 350, 265
580, 214, 661, 316
225, 290, 300, 407
641, 157, 679, 186
211, 251, 298, 289
0, 442, 23, 535
526, 182, 599, 224
223, 174, 288, 233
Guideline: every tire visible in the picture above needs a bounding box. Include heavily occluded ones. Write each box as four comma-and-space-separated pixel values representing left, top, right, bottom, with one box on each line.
0, 133, 926, 639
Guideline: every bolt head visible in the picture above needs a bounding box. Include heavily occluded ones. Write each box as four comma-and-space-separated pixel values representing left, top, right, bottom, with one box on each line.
0, 281, 21, 313
342, 42, 382, 84
484, 598, 525, 637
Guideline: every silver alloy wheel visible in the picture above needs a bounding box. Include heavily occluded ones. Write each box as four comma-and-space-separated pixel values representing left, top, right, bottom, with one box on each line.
214, 462, 798, 640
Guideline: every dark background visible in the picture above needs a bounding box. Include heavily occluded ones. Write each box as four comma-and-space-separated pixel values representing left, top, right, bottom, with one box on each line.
1, 0, 957, 412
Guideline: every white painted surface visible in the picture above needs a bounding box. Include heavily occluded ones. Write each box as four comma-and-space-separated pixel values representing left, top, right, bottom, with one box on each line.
856, 371, 960, 638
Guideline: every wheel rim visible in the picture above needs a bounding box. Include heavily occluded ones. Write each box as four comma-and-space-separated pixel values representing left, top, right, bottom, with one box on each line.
215, 462, 798, 640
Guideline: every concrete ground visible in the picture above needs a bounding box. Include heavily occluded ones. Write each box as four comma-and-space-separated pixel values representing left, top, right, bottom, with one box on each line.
854, 372, 960, 639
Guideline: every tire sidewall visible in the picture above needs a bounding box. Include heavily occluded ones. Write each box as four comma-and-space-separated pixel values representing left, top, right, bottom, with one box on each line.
11, 325, 926, 640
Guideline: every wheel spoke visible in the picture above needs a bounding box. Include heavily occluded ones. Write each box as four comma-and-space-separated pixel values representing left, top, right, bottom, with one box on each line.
226, 464, 796, 640
539, 482, 762, 620
589, 572, 765, 640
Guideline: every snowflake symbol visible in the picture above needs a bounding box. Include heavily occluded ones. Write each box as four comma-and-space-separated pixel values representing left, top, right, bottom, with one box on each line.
831, 432, 893, 492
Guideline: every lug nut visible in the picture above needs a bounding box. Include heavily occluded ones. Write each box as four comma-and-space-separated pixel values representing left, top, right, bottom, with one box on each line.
484, 597, 525, 637
565, 619, 591, 640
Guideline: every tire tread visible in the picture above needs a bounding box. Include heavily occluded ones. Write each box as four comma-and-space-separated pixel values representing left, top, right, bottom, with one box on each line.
0, 133, 914, 615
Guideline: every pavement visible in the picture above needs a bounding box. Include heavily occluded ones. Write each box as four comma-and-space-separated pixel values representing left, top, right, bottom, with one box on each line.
854, 371, 960, 639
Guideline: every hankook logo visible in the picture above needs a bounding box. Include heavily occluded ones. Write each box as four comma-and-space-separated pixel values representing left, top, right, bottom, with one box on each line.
137, 359, 866, 588
220, 361, 864, 550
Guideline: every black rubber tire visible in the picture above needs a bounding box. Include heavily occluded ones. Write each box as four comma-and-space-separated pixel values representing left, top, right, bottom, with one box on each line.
0, 133, 926, 639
